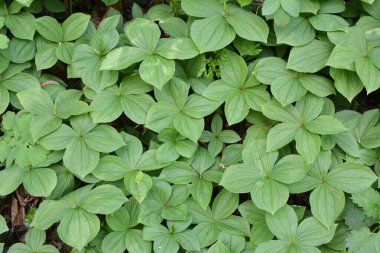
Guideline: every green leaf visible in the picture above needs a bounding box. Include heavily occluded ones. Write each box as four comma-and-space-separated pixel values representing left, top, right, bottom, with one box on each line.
326, 42, 363, 71
253, 57, 289, 84
157, 142, 178, 163
102, 0, 119, 6
261, 100, 299, 122
25, 228, 46, 250
145, 101, 179, 132
280, 0, 300, 16
160, 17, 189, 38
300, 0, 320, 13
360, 126, 380, 149
265, 205, 298, 241
101, 231, 128, 253
17, 88, 55, 115
173, 112, 203, 142
191, 178, 213, 209
309, 14, 349, 31
100, 46, 147, 70
35, 16, 63, 42
327, 163, 378, 193
310, 184, 345, 227
155, 38, 199, 60
92, 155, 128, 181
271, 155, 308, 184
330, 68, 363, 102
225, 91, 250, 125
7, 243, 32, 252
273, 8, 291, 27
175, 230, 201, 251
183, 94, 221, 118
31, 200, 69, 230
216, 215, 250, 236
287, 40, 333, 73
251, 178, 289, 214
126, 18, 161, 51
355, 57, 380, 94
0, 215, 8, 234
220, 164, 261, 193
255, 240, 290, 253
208, 241, 230, 253
295, 94, 323, 122
39, 124, 78, 150
271, 75, 307, 106
55, 42, 74, 64
154, 235, 179, 253
181, 0, 224, 17
57, 209, 100, 250
63, 139, 99, 178
54, 90, 89, 119
0, 86, 9, 114
274, 16, 315, 46
296, 217, 337, 246
212, 190, 238, 220
362, 0, 380, 19
267, 122, 299, 151
90, 86, 123, 123
84, 125, 124, 153
226, 6, 269, 43
124, 171, 153, 203
62, 13, 91, 41
160, 162, 197, 184
0, 166, 25, 196
24, 168, 57, 197
147, 4, 174, 22
319, 0, 345, 13
16, 0, 33, 6
126, 230, 152, 253
0, 34, 9, 50
190, 15, 235, 53
219, 50, 247, 86
80, 185, 126, 214
35, 45, 59, 70
262, 0, 281, 15
298, 74, 335, 97
139, 55, 175, 89
5, 13, 36, 40
7, 38, 35, 64
305, 115, 347, 134
295, 129, 321, 163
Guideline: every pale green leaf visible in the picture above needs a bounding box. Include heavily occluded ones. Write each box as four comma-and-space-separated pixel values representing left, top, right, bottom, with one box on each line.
287, 40, 333, 73
62, 13, 91, 41
80, 185, 127, 214
251, 179, 289, 214
327, 163, 378, 193
139, 55, 175, 89
126, 18, 161, 51
24, 168, 57, 197
57, 209, 100, 250
274, 16, 315, 46
226, 5, 269, 43
190, 16, 235, 53
310, 184, 345, 227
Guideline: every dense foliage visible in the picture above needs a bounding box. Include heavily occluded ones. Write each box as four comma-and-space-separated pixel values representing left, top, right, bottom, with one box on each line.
1, 0, 380, 252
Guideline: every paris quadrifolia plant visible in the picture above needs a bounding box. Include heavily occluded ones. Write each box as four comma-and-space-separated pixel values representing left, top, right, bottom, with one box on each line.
0, 0, 380, 252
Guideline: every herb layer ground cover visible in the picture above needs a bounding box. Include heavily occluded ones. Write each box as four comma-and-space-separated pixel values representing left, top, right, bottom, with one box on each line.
1, 0, 380, 252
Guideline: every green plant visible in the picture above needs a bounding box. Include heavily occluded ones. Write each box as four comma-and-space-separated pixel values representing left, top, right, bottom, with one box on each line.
0, 0, 380, 252
0, 215, 8, 252
7, 228, 59, 253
